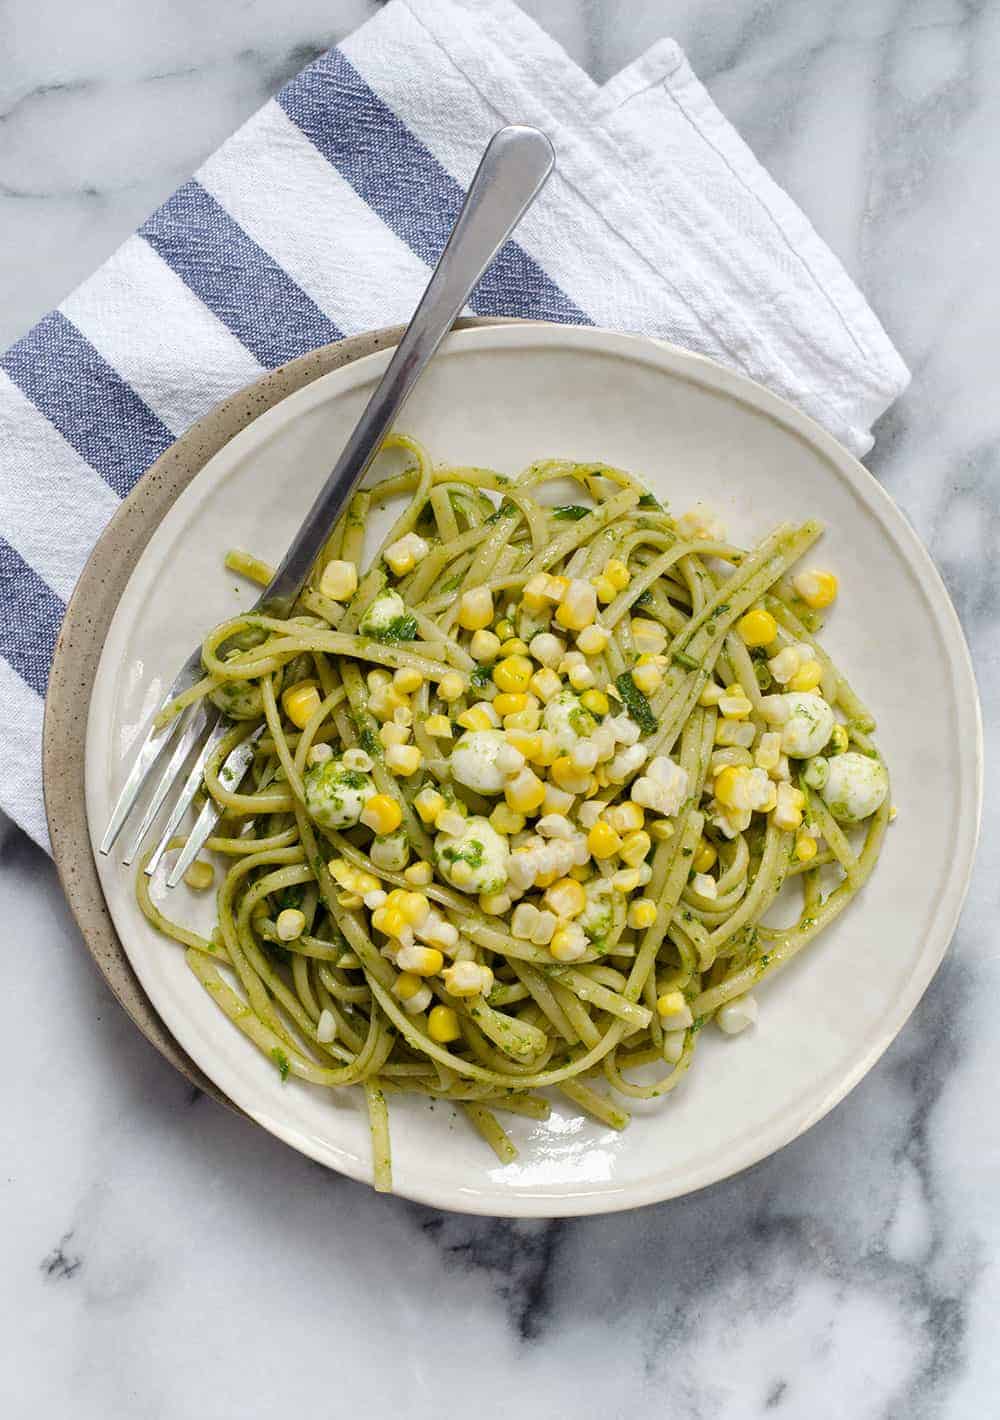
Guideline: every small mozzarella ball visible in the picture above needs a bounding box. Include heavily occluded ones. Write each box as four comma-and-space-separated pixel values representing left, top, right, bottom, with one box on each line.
578, 876, 614, 944
450, 730, 508, 795
716, 995, 759, 1035
542, 690, 596, 752
304, 759, 376, 830
435, 816, 510, 895
359, 588, 407, 636
777, 692, 835, 759
821, 751, 889, 824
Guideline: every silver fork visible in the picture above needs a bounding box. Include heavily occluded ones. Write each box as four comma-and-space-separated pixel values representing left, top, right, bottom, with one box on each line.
100, 124, 555, 886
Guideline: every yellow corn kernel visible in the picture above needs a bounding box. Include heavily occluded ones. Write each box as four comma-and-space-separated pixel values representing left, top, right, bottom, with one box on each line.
656, 989, 688, 1020
555, 580, 598, 631
788, 659, 823, 693
489, 802, 526, 834
437, 672, 466, 702
393, 971, 424, 1002
736, 607, 778, 647
328, 859, 380, 895
505, 767, 547, 814
369, 685, 408, 721
719, 691, 753, 720
494, 618, 515, 642
338, 893, 363, 909
773, 782, 806, 832
504, 705, 542, 732
282, 680, 322, 729
385, 743, 422, 776
550, 757, 592, 794
628, 898, 657, 930
714, 765, 749, 809
506, 729, 542, 761
427, 1005, 461, 1043
449, 861, 475, 887
649, 819, 675, 841
493, 655, 534, 693
456, 705, 495, 731
183, 860, 214, 891
632, 662, 662, 695
378, 721, 409, 749
611, 867, 642, 892
492, 691, 528, 717
479, 892, 511, 916
543, 877, 586, 919
499, 638, 530, 657
592, 574, 617, 605
529, 668, 562, 703
792, 569, 838, 610
795, 832, 818, 863
393, 666, 423, 694
424, 714, 453, 738
577, 624, 609, 656
384, 534, 425, 576
360, 794, 403, 835
457, 585, 494, 630
404, 861, 434, 886
413, 786, 446, 824
470, 628, 501, 663
829, 723, 849, 755
319, 558, 358, 602
606, 802, 645, 835
398, 891, 430, 926
692, 838, 717, 874
530, 731, 560, 767
619, 829, 651, 867
371, 905, 407, 938
604, 558, 631, 591
580, 688, 609, 717
398, 945, 444, 976
630, 617, 667, 654
587, 820, 622, 859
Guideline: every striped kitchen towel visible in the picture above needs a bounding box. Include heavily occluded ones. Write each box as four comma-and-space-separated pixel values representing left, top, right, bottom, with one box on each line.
0, 0, 909, 849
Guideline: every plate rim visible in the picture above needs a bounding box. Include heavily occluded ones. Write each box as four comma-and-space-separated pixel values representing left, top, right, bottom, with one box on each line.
52, 320, 983, 1215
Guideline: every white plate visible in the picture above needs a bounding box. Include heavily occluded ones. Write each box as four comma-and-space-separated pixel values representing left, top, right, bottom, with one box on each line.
85, 325, 982, 1216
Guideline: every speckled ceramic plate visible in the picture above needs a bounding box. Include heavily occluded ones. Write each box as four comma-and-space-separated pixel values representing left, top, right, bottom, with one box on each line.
57, 323, 982, 1215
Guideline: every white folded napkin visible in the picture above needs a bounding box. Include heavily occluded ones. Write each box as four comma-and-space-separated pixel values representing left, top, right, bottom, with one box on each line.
0, 0, 908, 849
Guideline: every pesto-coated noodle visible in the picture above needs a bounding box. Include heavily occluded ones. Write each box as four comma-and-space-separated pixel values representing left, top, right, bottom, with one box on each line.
138, 434, 890, 1191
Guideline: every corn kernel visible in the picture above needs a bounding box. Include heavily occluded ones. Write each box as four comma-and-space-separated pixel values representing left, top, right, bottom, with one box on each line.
754, 731, 782, 772
588, 820, 622, 859
379, 721, 410, 749
456, 705, 495, 731
435, 808, 466, 836
470, 628, 501, 663
529, 667, 562, 703
792, 569, 838, 610
494, 618, 515, 642
604, 558, 631, 591
499, 638, 530, 658
404, 861, 434, 886
479, 892, 512, 916
715, 719, 756, 748
737, 607, 778, 647
282, 680, 322, 729
592, 574, 617, 604
504, 705, 542, 732
385, 743, 422, 776
393, 971, 424, 1002
550, 757, 592, 794
531, 731, 560, 766
719, 691, 753, 719
458, 585, 494, 630
580, 688, 609, 717
630, 617, 667, 655
398, 891, 430, 926
424, 714, 452, 738
437, 672, 466, 702
628, 898, 657, 930
521, 574, 550, 612
384, 532, 429, 576
443, 961, 494, 997
829, 723, 850, 755
700, 682, 725, 707
397, 944, 444, 976
529, 632, 565, 667
649, 819, 675, 841
619, 829, 652, 867
506, 729, 542, 761
795, 832, 818, 863
372, 905, 407, 938
360, 793, 403, 835
393, 667, 423, 695
788, 659, 823, 693
657, 989, 688, 1020
773, 782, 806, 832
427, 1005, 461, 1043
319, 558, 358, 602
493, 654, 534, 693
611, 867, 642, 892
550, 924, 588, 962
543, 877, 586, 919
555, 579, 598, 631
714, 765, 747, 809
632, 662, 662, 695
505, 767, 547, 814
693, 838, 717, 873
577, 624, 609, 656
183, 860, 214, 891
493, 692, 528, 717
413, 786, 445, 824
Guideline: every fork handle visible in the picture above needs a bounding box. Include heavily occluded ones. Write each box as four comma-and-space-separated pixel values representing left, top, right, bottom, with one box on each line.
259, 124, 555, 617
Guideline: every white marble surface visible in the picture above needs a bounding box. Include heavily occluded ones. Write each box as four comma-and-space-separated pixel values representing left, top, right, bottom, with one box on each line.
1, 1, 995, 1415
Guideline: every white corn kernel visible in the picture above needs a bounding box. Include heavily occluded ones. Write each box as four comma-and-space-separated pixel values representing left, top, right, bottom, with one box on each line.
470, 628, 501, 663
716, 994, 759, 1035
384, 532, 429, 576
319, 559, 358, 602
577, 624, 609, 656
511, 903, 539, 940
529, 632, 566, 668
692, 873, 717, 900
343, 747, 373, 772
317, 1009, 338, 1044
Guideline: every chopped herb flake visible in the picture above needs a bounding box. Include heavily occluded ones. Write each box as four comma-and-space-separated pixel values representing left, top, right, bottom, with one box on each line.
615, 671, 658, 735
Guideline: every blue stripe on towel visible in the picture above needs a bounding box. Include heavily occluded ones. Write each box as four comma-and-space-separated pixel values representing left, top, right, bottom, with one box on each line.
0, 539, 65, 697
277, 49, 590, 325
140, 180, 344, 366
0, 312, 174, 499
